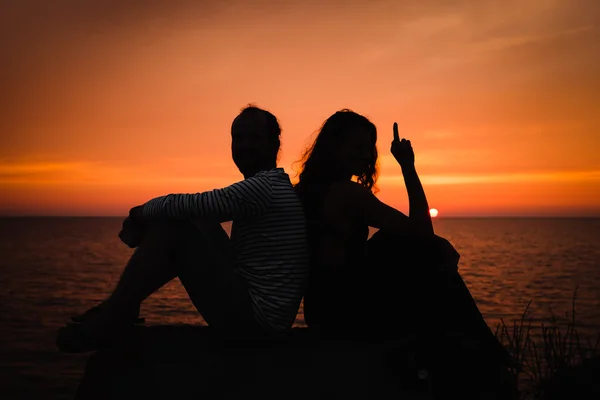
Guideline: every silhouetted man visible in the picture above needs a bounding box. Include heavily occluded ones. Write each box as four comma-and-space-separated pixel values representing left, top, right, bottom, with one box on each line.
58, 105, 309, 351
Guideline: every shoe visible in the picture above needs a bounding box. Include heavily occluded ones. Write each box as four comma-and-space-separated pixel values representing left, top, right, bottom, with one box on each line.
58, 308, 143, 353
70, 303, 145, 325
56, 321, 143, 353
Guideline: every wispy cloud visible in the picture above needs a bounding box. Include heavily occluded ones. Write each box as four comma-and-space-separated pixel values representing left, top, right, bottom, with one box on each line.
471, 25, 596, 53
0, 161, 86, 175
0, 160, 238, 187
378, 150, 495, 171
379, 170, 600, 186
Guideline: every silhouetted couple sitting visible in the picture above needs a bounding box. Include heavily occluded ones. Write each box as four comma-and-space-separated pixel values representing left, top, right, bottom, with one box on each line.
58, 105, 513, 394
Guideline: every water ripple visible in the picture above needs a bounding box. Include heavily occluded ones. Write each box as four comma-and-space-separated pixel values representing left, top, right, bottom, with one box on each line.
1, 217, 600, 398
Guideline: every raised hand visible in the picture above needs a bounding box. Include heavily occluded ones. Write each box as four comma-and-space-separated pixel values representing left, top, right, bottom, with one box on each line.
390, 122, 414, 168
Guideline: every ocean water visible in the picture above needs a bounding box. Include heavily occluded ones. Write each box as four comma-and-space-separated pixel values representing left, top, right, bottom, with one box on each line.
1, 217, 599, 399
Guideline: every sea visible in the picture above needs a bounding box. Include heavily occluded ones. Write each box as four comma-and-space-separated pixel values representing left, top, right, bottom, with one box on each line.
0, 217, 599, 399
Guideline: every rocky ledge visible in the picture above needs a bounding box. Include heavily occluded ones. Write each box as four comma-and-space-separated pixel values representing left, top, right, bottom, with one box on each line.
69, 325, 517, 400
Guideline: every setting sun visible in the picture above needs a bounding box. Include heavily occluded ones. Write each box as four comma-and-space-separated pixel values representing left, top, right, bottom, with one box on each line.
430, 208, 439, 218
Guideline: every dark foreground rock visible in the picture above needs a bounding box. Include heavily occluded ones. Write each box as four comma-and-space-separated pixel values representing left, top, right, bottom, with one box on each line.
71, 325, 515, 400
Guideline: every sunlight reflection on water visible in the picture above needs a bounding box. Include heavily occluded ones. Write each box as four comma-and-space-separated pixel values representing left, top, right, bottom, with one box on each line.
1, 217, 599, 398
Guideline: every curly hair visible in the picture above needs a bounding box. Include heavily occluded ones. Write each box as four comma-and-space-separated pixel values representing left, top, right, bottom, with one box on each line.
295, 109, 378, 191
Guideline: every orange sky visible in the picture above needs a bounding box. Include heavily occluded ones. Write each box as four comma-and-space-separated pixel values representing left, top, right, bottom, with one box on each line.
1, 0, 599, 217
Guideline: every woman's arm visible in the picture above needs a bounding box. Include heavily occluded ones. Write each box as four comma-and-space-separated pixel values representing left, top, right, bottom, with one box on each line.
326, 181, 432, 237
401, 164, 433, 235
391, 122, 434, 236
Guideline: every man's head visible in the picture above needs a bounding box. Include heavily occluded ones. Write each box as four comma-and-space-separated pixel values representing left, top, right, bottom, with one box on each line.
231, 105, 281, 178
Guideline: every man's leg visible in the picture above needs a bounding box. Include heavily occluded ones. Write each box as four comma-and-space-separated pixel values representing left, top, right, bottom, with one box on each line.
70, 221, 181, 325
75, 220, 257, 334
170, 220, 260, 335
104, 220, 187, 314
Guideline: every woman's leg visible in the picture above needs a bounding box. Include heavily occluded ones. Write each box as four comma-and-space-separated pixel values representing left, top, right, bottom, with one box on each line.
362, 231, 443, 362
365, 230, 515, 395
365, 230, 503, 343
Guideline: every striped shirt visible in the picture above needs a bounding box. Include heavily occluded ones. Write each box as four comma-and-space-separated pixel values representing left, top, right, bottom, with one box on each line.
142, 168, 309, 332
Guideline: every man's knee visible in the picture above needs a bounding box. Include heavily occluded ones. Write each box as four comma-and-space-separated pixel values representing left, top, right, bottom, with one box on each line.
191, 220, 229, 241
142, 220, 196, 245
141, 219, 229, 262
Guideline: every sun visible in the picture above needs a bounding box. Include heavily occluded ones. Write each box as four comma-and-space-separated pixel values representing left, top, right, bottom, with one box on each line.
429, 208, 439, 218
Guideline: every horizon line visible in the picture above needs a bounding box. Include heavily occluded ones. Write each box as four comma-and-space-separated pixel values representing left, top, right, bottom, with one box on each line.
1, 215, 599, 219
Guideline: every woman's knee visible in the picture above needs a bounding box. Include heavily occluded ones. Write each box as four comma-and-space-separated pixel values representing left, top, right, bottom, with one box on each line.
370, 231, 456, 254
367, 230, 420, 260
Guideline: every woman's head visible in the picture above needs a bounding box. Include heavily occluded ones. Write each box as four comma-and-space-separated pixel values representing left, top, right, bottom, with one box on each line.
296, 109, 378, 190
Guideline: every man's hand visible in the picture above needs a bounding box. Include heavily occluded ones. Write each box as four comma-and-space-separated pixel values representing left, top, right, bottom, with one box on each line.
390, 122, 415, 168
118, 205, 146, 248
128, 205, 145, 221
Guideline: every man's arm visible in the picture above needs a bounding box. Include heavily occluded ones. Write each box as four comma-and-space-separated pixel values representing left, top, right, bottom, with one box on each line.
139, 174, 274, 221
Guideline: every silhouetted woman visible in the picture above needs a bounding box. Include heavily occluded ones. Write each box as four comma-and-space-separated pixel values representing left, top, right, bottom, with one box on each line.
294, 109, 515, 398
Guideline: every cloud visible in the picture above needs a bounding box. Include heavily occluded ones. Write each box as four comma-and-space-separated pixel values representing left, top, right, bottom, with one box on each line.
379, 170, 600, 186
471, 25, 596, 53
0, 161, 86, 175
0, 160, 239, 187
